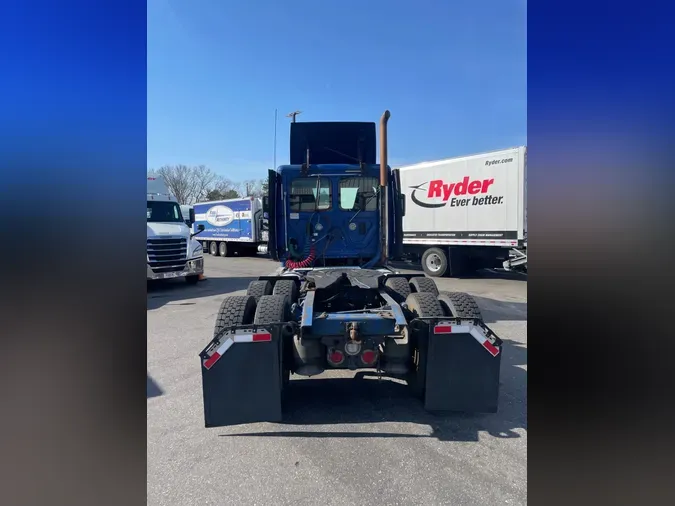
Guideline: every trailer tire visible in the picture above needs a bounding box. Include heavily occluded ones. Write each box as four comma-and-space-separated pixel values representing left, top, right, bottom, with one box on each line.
272, 279, 299, 303
384, 276, 411, 303
421, 247, 448, 277
246, 280, 273, 303
218, 242, 230, 257
405, 292, 445, 319
409, 277, 439, 296
254, 295, 292, 389
209, 241, 217, 256
437, 291, 483, 321
213, 295, 257, 339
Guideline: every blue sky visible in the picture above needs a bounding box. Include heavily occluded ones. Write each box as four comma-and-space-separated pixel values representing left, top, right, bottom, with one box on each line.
148, 0, 526, 181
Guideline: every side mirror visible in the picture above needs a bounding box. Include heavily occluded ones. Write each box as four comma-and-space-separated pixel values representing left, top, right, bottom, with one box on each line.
262, 196, 269, 213
197, 224, 205, 232
189, 208, 196, 224
400, 194, 406, 216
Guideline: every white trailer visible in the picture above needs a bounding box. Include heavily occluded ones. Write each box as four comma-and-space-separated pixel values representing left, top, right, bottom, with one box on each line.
398, 146, 527, 276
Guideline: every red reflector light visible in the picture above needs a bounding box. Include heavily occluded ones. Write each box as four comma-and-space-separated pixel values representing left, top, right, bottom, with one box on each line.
482, 340, 500, 357
361, 350, 377, 365
203, 351, 222, 370
434, 325, 453, 334
252, 332, 272, 342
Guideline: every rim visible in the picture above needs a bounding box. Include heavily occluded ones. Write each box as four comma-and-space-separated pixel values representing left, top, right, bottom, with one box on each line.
210, 243, 216, 254
425, 253, 442, 272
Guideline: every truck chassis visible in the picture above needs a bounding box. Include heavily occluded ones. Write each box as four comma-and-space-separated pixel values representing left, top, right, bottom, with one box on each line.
199, 267, 503, 427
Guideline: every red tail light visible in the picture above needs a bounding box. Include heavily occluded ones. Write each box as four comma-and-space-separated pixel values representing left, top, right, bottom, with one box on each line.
328, 349, 345, 365
361, 349, 377, 365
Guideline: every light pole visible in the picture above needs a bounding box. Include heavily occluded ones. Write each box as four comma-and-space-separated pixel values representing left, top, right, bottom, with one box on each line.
286, 110, 302, 123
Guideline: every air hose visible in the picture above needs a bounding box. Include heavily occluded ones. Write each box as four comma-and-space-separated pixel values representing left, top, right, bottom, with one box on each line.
285, 244, 316, 269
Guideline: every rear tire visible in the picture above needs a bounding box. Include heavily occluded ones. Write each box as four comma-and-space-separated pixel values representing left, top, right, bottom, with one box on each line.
421, 247, 448, 277
209, 241, 217, 256
254, 295, 292, 389
404, 292, 445, 398
409, 277, 439, 296
218, 242, 229, 257
384, 276, 411, 303
213, 295, 257, 339
272, 279, 299, 304
246, 280, 273, 303
437, 291, 483, 321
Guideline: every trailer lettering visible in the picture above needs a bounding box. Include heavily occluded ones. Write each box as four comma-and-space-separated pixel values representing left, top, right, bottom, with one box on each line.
472, 195, 503, 205
468, 180, 482, 194
427, 177, 495, 201
450, 197, 470, 207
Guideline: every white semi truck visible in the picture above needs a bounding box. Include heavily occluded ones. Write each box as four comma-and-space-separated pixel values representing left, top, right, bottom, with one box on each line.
398, 146, 527, 277
147, 177, 205, 283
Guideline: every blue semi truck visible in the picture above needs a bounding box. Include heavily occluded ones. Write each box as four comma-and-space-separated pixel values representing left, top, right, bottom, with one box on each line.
199, 110, 504, 426
192, 197, 269, 257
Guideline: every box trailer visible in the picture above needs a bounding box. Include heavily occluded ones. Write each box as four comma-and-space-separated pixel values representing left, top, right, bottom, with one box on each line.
398, 146, 527, 276
193, 197, 269, 257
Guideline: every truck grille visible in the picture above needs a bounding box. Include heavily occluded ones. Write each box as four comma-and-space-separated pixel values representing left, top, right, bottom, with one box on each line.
147, 237, 187, 273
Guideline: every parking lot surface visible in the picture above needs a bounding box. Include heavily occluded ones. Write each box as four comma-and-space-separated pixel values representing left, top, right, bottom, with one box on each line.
148, 255, 527, 506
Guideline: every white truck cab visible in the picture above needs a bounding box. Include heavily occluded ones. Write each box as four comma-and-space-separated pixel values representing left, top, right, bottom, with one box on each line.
147, 177, 205, 284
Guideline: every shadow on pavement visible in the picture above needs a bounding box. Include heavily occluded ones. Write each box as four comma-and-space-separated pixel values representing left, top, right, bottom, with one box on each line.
472, 296, 527, 323
391, 261, 527, 282
147, 276, 258, 310
147, 374, 164, 398
223, 338, 526, 442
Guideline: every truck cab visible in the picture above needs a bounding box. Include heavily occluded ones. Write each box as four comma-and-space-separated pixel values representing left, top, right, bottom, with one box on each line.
147, 177, 205, 284
264, 116, 404, 268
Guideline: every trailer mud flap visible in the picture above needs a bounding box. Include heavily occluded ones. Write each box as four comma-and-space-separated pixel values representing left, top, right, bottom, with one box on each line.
199, 324, 286, 427
423, 319, 502, 413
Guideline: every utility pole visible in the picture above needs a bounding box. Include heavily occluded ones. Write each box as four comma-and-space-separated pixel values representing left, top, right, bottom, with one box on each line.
286, 110, 302, 123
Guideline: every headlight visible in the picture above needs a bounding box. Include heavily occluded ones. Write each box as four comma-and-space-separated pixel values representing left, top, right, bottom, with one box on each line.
191, 243, 203, 257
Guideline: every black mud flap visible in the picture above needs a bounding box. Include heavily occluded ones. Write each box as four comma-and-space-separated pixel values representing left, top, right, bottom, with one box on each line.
422, 318, 503, 413
199, 323, 289, 427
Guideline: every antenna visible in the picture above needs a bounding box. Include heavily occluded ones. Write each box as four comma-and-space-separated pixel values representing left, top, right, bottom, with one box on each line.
286, 110, 302, 123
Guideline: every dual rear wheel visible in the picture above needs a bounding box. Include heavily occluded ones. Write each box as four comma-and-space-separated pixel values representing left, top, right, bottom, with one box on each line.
385, 276, 484, 398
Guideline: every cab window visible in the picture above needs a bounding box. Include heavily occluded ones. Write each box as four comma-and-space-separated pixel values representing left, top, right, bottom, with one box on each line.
339, 177, 379, 211
289, 178, 331, 212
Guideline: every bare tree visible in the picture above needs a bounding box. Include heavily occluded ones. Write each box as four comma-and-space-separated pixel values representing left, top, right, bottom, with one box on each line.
240, 179, 266, 198
148, 165, 220, 204
147, 166, 266, 203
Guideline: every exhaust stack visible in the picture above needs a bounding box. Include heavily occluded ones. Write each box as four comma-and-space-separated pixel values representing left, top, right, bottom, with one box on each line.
379, 110, 391, 265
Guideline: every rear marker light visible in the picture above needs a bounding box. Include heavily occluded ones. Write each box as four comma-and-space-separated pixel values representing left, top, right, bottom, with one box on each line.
252, 332, 272, 342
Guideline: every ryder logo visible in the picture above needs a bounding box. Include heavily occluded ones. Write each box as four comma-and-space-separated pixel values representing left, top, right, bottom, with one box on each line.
409, 176, 504, 209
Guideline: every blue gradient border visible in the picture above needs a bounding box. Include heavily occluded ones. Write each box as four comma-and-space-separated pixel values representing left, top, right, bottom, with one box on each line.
0, 2, 147, 506
528, 1, 674, 504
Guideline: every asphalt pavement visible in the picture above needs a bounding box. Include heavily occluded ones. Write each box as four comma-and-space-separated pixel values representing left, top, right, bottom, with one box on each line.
147, 254, 527, 506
